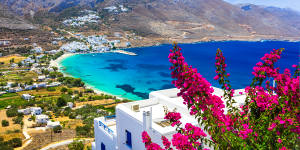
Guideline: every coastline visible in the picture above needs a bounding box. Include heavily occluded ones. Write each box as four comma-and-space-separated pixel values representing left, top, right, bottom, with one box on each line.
53, 40, 299, 101
49, 53, 77, 70
52, 53, 125, 100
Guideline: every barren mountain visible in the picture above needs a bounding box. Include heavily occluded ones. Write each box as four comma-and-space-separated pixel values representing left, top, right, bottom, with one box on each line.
0, 4, 36, 30
1, 0, 300, 42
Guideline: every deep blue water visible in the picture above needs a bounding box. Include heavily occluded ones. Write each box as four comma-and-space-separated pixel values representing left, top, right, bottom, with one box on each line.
60, 41, 300, 100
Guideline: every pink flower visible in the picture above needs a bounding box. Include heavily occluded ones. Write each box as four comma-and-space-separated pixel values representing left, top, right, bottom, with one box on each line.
292, 64, 297, 68
279, 147, 288, 150
165, 112, 181, 127
278, 138, 282, 143
213, 75, 219, 80
268, 123, 276, 131
161, 136, 171, 149
142, 131, 152, 145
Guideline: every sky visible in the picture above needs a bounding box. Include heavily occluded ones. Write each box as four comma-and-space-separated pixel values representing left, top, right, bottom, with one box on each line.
224, 0, 300, 12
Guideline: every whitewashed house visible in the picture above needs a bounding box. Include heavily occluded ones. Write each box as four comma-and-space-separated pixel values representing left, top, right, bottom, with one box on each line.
92, 88, 246, 150
46, 82, 61, 87
31, 107, 42, 115
25, 85, 35, 90
38, 75, 46, 81
36, 114, 49, 124
47, 121, 61, 128
18, 108, 31, 115
34, 82, 47, 88
67, 102, 74, 108
22, 94, 34, 100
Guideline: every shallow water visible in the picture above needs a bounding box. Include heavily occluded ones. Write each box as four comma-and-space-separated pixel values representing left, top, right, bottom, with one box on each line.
61, 41, 300, 100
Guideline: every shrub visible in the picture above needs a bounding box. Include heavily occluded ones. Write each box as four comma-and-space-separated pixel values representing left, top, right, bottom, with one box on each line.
60, 87, 68, 93
47, 87, 56, 91
1, 120, 9, 127
68, 140, 84, 150
12, 116, 23, 125
53, 125, 62, 133
6, 108, 18, 117
57, 97, 67, 107
8, 138, 22, 148
76, 125, 93, 137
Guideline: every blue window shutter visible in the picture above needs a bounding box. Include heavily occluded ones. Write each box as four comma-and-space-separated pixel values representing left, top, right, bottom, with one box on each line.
101, 142, 105, 150
126, 130, 132, 148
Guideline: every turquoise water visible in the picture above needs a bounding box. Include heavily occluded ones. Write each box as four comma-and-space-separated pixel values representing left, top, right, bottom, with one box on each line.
60, 41, 300, 100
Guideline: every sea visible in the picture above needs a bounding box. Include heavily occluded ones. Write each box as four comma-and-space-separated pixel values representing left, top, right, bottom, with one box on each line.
60, 41, 300, 100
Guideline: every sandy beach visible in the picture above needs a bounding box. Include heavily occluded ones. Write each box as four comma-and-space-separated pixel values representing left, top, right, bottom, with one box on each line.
51, 52, 125, 100
49, 53, 76, 69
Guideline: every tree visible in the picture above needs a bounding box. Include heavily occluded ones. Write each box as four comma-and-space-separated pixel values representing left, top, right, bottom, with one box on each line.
9, 58, 14, 64
68, 140, 84, 150
56, 97, 67, 107
17, 62, 22, 67
61, 87, 68, 93
1, 120, 9, 127
9, 138, 22, 148
53, 125, 62, 133
52, 66, 58, 72
6, 108, 18, 117
76, 125, 93, 137
142, 44, 299, 150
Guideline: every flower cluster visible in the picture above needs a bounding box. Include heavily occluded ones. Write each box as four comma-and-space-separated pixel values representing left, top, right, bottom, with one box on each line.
252, 48, 283, 85
142, 44, 299, 150
164, 112, 182, 127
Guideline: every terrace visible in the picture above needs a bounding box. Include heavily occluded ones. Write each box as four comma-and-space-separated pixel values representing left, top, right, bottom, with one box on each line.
95, 115, 117, 137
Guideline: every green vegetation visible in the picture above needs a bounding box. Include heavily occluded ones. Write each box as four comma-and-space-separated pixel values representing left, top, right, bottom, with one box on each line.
53, 125, 62, 133
12, 114, 23, 125
0, 93, 18, 99
0, 137, 22, 149
46, 87, 56, 91
1, 120, 9, 127
6, 108, 18, 117
76, 124, 93, 137
0, 97, 28, 109
68, 140, 85, 150
57, 96, 67, 107
58, 77, 85, 87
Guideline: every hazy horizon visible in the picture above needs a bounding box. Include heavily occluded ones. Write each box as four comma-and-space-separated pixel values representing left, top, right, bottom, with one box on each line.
224, 0, 300, 12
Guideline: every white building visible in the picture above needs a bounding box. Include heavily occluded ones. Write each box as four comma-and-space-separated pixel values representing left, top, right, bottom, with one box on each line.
92, 88, 246, 150
34, 82, 47, 88
47, 121, 61, 128
25, 85, 35, 90
31, 107, 42, 115
36, 114, 49, 124
18, 108, 31, 115
37, 75, 46, 81
46, 82, 61, 87
67, 102, 74, 108
22, 94, 34, 100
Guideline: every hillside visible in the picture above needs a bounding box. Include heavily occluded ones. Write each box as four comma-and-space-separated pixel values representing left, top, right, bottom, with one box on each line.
0, 0, 300, 42
0, 4, 36, 30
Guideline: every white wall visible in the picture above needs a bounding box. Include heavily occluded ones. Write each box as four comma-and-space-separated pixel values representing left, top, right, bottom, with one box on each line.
116, 108, 146, 150
94, 119, 117, 150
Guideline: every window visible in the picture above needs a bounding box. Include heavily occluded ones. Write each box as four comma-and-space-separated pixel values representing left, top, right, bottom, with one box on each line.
125, 130, 132, 148
101, 142, 106, 150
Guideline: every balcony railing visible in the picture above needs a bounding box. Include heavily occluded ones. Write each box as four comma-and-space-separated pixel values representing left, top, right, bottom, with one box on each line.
98, 116, 116, 136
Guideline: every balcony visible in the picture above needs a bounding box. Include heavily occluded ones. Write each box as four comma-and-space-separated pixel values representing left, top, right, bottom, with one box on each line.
97, 115, 117, 136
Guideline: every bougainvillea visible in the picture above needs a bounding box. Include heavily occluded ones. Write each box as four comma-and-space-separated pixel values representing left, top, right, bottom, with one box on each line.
142, 44, 299, 150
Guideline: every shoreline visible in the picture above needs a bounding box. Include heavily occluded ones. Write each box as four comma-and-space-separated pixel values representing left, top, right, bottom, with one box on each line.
49, 53, 77, 69
51, 53, 126, 100
52, 40, 298, 101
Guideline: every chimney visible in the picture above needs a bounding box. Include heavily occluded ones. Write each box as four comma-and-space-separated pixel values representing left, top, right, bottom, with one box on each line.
143, 107, 152, 130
